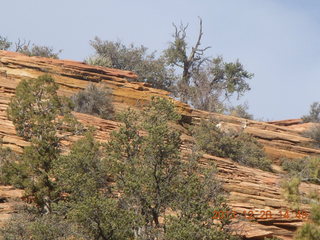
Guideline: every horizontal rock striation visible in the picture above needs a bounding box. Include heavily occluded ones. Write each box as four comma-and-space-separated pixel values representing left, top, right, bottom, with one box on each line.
0, 50, 319, 239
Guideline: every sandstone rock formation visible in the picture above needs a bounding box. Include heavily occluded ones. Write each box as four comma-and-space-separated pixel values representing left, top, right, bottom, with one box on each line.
0, 50, 319, 239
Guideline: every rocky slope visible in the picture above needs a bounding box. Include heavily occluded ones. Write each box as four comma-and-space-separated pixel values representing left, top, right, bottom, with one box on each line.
0, 50, 319, 239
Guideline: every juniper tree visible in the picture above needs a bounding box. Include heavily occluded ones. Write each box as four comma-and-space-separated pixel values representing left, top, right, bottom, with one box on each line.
7, 74, 80, 213
53, 133, 137, 240
105, 97, 237, 240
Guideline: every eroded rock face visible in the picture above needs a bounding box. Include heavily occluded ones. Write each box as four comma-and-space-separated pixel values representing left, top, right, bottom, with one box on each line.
0, 50, 319, 239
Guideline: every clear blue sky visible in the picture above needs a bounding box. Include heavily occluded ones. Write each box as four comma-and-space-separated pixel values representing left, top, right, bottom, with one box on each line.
1, 0, 320, 120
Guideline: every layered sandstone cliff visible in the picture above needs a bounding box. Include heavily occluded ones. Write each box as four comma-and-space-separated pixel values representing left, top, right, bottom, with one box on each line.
0, 50, 319, 239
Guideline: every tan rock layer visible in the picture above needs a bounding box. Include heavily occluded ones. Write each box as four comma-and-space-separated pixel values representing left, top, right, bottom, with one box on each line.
0, 51, 319, 239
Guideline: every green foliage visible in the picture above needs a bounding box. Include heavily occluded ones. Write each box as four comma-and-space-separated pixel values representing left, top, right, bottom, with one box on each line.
71, 83, 114, 120
53, 132, 106, 201
165, 156, 237, 240
282, 157, 320, 184
282, 176, 301, 210
105, 97, 235, 239
0, 145, 28, 188
163, 19, 253, 111
18, 44, 61, 59
193, 119, 271, 171
227, 103, 253, 120
302, 124, 320, 148
302, 102, 320, 123
7, 74, 78, 141
295, 204, 320, 240
87, 37, 177, 90
0, 36, 61, 58
53, 132, 138, 239
0, 207, 87, 240
187, 57, 253, 112
0, 36, 11, 50
6, 74, 80, 213
67, 196, 136, 240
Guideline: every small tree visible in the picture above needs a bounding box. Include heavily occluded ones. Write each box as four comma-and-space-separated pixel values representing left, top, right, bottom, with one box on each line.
0, 36, 61, 58
7, 74, 80, 213
295, 204, 320, 240
19, 44, 62, 59
302, 124, 320, 148
0, 36, 11, 50
71, 83, 114, 120
282, 157, 320, 184
227, 102, 253, 120
164, 18, 253, 112
87, 38, 177, 91
105, 97, 237, 239
53, 133, 137, 239
302, 102, 320, 123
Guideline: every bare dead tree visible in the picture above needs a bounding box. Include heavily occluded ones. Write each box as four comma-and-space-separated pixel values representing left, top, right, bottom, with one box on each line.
165, 17, 211, 103
14, 38, 31, 52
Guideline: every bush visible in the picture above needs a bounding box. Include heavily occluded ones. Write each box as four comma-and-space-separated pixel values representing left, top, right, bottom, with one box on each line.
295, 204, 320, 240
227, 103, 253, 120
71, 84, 114, 120
302, 102, 320, 123
0, 145, 29, 188
302, 124, 320, 148
87, 38, 177, 91
0, 36, 11, 50
0, 36, 61, 58
193, 119, 271, 171
18, 44, 61, 59
0, 207, 88, 240
282, 157, 320, 184
281, 176, 301, 210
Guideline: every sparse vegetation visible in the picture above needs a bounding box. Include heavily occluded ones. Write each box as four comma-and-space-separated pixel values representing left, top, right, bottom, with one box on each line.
302, 124, 320, 148
295, 204, 320, 240
227, 103, 253, 119
282, 176, 301, 210
1, 207, 87, 240
302, 102, 320, 123
193, 119, 271, 171
0, 36, 11, 50
282, 157, 320, 184
0, 35, 61, 58
18, 44, 61, 59
71, 83, 114, 120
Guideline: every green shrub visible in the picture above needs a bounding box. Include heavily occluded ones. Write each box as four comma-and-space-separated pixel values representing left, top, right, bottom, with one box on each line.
227, 103, 253, 120
302, 124, 320, 148
282, 157, 320, 184
0, 36, 11, 50
18, 44, 61, 59
0, 207, 88, 240
87, 38, 176, 91
302, 102, 320, 123
281, 176, 301, 210
295, 204, 320, 240
71, 84, 114, 120
0, 36, 61, 58
0, 146, 28, 188
193, 119, 271, 171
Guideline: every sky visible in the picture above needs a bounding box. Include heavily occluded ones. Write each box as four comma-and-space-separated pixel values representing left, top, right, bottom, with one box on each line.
1, 0, 320, 120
